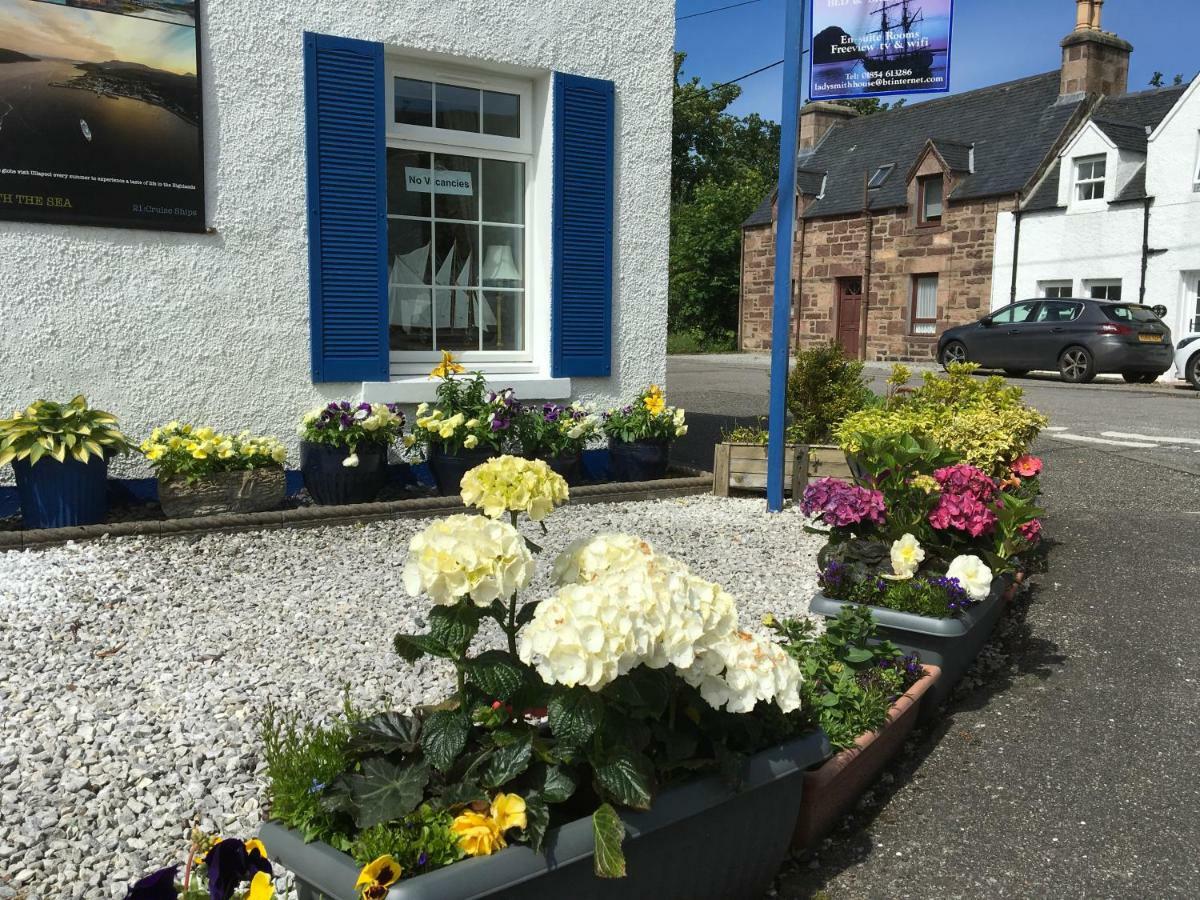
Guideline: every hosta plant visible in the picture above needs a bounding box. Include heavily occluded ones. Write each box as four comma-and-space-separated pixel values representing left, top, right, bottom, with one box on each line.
0, 395, 134, 468
262, 460, 810, 888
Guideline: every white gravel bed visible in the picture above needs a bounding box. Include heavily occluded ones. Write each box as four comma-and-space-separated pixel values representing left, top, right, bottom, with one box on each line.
0, 496, 822, 899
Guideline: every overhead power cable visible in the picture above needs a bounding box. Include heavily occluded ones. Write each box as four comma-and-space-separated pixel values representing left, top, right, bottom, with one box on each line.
673, 58, 785, 106
677, 0, 763, 21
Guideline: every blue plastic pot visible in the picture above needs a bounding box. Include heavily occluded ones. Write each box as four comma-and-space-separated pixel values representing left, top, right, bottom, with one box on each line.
523, 449, 585, 486
608, 438, 670, 483
427, 445, 496, 496
13, 454, 109, 529
300, 441, 389, 506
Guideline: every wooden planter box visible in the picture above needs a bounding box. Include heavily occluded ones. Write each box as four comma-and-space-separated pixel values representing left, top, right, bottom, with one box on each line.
792, 665, 941, 851
712, 443, 852, 497
158, 468, 287, 519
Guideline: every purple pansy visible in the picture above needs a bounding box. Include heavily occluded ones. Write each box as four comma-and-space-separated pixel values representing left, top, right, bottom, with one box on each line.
123, 866, 178, 900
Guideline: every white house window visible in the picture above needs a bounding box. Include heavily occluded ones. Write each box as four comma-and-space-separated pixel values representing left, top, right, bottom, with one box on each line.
1075, 155, 1107, 202
1194, 131, 1200, 191
386, 61, 534, 369
1191, 277, 1200, 332
1039, 280, 1073, 299
910, 274, 939, 334
1087, 280, 1122, 301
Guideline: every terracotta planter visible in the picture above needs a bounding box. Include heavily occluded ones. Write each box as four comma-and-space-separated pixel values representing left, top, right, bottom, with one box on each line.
157, 468, 286, 519
792, 665, 942, 850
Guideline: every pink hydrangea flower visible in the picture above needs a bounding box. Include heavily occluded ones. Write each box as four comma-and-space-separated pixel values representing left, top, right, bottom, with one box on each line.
1012, 455, 1043, 478
928, 490, 997, 537
801, 478, 886, 528
932, 464, 998, 502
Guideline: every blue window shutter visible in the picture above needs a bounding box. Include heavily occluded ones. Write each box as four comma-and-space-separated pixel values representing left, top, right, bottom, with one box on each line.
304, 32, 388, 383
552, 73, 615, 378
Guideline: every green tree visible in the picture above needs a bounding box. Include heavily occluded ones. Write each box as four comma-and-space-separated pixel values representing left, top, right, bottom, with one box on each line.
669, 53, 780, 345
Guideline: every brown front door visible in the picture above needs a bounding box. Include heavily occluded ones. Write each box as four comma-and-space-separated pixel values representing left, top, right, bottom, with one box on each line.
836, 277, 863, 357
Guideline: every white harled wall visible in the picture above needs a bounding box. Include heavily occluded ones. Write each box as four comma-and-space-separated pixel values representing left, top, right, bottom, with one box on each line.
0, 0, 675, 480
992, 79, 1200, 350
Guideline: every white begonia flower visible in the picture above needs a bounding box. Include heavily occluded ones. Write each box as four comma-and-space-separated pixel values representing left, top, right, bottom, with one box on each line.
681, 630, 802, 715
946, 554, 994, 601
890, 533, 925, 579
342, 453, 360, 468
402, 514, 534, 607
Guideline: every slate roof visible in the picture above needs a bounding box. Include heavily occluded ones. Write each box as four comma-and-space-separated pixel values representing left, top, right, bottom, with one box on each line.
1094, 119, 1151, 152
929, 138, 974, 172
743, 191, 775, 227
792, 72, 1083, 219
1023, 166, 1062, 212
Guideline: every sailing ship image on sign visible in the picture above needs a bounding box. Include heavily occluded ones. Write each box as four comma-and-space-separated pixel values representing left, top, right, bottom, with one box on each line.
810, 0, 953, 101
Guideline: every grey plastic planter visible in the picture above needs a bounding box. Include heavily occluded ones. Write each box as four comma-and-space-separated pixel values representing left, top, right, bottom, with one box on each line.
260, 730, 830, 900
809, 578, 1013, 714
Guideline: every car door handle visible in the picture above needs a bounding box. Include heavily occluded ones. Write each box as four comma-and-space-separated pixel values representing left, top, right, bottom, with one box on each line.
1052, 327, 1065, 333
1007, 329, 1020, 334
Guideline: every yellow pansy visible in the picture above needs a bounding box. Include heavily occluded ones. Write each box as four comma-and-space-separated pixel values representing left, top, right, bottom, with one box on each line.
356, 854, 402, 899
463, 434, 479, 449
643, 385, 666, 416
247, 871, 274, 900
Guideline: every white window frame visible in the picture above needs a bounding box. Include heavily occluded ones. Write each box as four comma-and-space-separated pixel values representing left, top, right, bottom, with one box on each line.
1085, 279, 1123, 302
1193, 131, 1200, 191
385, 59, 537, 376
1074, 154, 1107, 203
1038, 280, 1074, 299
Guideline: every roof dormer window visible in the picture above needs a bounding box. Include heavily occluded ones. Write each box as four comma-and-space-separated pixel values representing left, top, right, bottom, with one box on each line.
1075, 155, 1107, 202
918, 174, 943, 225
868, 164, 894, 190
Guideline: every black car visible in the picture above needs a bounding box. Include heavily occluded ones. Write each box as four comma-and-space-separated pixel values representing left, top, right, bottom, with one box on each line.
936, 298, 1174, 384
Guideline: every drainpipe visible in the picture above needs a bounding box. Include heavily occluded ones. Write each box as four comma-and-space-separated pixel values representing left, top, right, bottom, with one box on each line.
1138, 196, 1152, 305
792, 213, 808, 351
1009, 198, 1023, 303
737, 227, 746, 349
861, 173, 873, 361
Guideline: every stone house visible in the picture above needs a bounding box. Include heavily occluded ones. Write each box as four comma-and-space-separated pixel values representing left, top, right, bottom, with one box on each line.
739, 0, 1136, 361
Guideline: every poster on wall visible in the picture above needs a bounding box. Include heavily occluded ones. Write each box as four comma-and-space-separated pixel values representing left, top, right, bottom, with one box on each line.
810, 0, 953, 101
0, 0, 204, 232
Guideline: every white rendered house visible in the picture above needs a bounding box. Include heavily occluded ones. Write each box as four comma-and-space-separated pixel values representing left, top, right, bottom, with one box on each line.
0, 1, 674, 474
992, 74, 1200, 344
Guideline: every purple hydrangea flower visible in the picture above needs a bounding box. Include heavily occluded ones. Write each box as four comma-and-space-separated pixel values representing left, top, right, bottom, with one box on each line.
800, 478, 886, 528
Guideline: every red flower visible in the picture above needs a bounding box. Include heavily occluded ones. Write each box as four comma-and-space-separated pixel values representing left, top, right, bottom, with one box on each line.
1012, 455, 1043, 478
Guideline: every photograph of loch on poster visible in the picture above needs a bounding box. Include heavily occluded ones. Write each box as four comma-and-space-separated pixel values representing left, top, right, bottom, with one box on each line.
0, 0, 202, 230
811, 0, 952, 100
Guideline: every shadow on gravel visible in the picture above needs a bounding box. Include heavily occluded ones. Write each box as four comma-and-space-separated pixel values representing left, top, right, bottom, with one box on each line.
773, 569, 1068, 899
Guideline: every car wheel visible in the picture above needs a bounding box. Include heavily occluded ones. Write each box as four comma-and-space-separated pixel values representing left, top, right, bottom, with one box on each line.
1004, 369, 1030, 377
940, 341, 968, 370
1188, 354, 1200, 391
1059, 346, 1096, 384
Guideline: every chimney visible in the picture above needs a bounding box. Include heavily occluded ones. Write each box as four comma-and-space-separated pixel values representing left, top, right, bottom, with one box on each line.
798, 101, 858, 151
1060, 0, 1132, 98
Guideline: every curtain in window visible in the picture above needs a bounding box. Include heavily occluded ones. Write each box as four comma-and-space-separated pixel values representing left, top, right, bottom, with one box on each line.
914, 276, 938, 334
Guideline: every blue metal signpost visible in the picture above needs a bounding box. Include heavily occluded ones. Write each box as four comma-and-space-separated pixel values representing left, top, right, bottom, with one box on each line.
766, 1, 807, 512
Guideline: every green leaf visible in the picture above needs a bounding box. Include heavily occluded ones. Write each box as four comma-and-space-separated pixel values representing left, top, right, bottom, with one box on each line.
465, 650, 527, 701
524, 793, 551, 853
516, 601, 540, 627
421, 709, 471, 772
845, 647, 875, 665
436, 779, 488, 809
605, 667, 671, 718
535, 764, 577, 804
349, 758, 430, 829
592, 803, 627, 878
348, 711, 422, 755
548, 689, 605, 747
483, 732, 533, 788
593, 747, 654, 810
393, 632, 454, 663
428, 604, 482, 658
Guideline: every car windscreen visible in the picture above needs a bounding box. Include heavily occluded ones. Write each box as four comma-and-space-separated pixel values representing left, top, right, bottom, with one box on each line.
1101, 304, 1161, 323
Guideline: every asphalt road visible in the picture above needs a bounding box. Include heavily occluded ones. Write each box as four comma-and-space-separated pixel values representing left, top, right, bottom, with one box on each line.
666, 354, 1200, 899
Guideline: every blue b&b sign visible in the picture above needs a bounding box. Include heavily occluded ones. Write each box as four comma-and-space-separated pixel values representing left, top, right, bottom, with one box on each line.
810, 0, 954, 101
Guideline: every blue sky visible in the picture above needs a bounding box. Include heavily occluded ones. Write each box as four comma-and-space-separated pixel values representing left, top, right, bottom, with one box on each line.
676, 0, 1199, 120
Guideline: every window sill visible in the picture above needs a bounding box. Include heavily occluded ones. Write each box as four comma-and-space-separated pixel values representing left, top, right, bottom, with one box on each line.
362, 373, 572, 405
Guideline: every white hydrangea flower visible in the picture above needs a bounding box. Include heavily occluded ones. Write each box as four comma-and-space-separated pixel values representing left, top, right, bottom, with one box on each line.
946, 554, 993, 601
460, 455, 569, 522
402, 514, 534, 607
681, 630, 802, 715
550, 532, 655, 585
